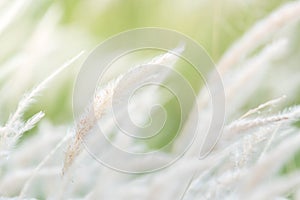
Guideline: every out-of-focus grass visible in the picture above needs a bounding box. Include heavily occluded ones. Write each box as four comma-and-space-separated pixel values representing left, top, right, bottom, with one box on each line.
17, 0, 294, 123
4, 0, 300, 156
1, 1, 300, 199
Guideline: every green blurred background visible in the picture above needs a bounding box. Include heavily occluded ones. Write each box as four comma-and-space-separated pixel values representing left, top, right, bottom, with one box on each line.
0, 0, 288, 123
1, 0, 297, 142
1, 0, 300, 177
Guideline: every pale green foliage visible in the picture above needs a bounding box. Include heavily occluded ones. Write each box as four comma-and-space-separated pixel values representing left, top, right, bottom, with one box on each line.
0, 0, 300, 200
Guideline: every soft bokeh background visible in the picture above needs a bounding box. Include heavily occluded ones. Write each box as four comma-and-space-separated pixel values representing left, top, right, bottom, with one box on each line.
1, 1, 300, 198
1, 0, 297, 124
